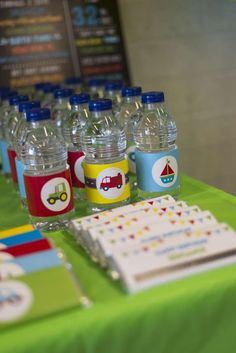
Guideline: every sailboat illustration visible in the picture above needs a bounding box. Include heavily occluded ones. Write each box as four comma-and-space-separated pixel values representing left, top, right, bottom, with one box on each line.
160, 159, 175, 184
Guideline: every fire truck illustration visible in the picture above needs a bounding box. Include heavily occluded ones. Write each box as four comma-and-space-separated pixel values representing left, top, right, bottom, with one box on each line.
100, 173, 123, 191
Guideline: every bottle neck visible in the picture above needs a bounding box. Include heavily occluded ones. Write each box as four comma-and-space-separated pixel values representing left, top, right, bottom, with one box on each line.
142, 102, 165, 111
106, 90, 121, 97
71, 103, 88, 112
55, 97, 69, 105
122, 96, 141, 104
90, 109, 112, 119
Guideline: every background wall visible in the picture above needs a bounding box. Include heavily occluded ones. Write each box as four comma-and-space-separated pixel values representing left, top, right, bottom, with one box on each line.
118, 0, 236, 195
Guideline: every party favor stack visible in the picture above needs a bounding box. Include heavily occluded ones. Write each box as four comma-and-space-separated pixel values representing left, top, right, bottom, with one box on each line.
0, 225, 89, 327
70, 195, 236, 293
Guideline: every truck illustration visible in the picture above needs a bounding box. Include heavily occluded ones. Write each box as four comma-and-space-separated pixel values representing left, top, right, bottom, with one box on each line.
47, 182, 68, 205
100, 173, 123, 191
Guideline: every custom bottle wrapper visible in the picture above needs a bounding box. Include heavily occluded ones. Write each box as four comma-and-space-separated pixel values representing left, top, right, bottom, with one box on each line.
83, 159, 130, 204
0, 249, 62, 280
7, 148, 17, 183
0, 238, 52, 261
126, 142, 136, 174
24, 167, 74, 217
15, 158, 26, 198
0, 266, 82, 326
67, 150, 85, 188
136, 147, 179, 192
0, 140, 10, 174
0, 230, 43, 249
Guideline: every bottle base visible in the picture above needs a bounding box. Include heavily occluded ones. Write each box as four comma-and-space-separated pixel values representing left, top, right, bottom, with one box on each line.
88, 197, 131, 213
30, 209, 75, 232
137, 186, 180, 201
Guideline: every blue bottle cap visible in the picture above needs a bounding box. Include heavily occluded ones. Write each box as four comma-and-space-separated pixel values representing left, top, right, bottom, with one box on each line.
89, 99, 112, 112
105, 81, 123, 91
26, 108, 51, 122
0, 91, 18, 100
88, 78, 106, 87
34, 82, 51, 90
65, 76, 82, 85
9, 95, 29, 106
42, 84, 60, 94
19, 100, 41, 113
121, 86, 142, 97
54, 88, 74, 99
70, 93, 90, 105
141, 91, 165, 104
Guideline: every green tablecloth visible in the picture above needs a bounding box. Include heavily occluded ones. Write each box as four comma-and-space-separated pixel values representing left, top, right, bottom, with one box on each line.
1, 174, 236, 353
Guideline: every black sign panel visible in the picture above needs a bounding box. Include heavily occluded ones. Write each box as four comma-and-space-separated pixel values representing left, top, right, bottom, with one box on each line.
67, 0, 130, 85
0, 0, 130, 88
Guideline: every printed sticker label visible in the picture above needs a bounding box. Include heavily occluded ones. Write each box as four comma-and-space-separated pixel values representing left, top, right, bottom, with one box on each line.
67, 151, 85, 188
0, 280, 33, 322
126, 142, 136, 174
0, 140, 11, 174
15, 158, 26, 199
7, 148, 18, 183
24, 167, 74, 217
136, 148, 179, 192
83, 159, 130, 204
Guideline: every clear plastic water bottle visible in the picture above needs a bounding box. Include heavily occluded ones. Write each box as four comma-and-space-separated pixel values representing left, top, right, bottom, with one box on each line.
104, 81, 122, 117
119, 87, 142, 176
134, 91, 179, 199
22, 108, 74, 230
52, 88, 73, 134
81, 99, 130, 212
41, 84, 60, 109
14, 100, 41, 207
33, 82, 50, 100
88, 78, 106, 99
6, 95, 29, 184
64, 77, 82, 93
63, 93, 90, 200
0, 91, 18, 178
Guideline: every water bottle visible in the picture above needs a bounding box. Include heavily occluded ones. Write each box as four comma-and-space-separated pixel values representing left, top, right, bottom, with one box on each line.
22, 108, 74, 230
6, 95, 29, 184
134, 91, 179, 199
15, 100, 41, 207
119, 86, 142, 176
81, 99, 130, 212
88, 78, 106, 99
52, 88, 73, 134
64, 76, 82, 93
41, 84, 60, 109
0, 91, 18, 178
104, 81, 122, 117
63, 93, 90, 200
33, 82, 50, 100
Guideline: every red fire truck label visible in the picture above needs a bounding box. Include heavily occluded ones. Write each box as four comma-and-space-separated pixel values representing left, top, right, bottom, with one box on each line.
83, 159, 130, 204
24, 167, 74, 217
7, 148, 18, 184
67, 151, 85, 188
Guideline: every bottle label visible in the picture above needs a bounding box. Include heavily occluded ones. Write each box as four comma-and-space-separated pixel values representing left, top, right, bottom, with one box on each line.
7, 148, 18, 183
24, 167, 74, 217
126, 142, 136, 174
0, 140, 11, 174
83, 159, 130, 204
67, 151, 85, 188
136, 148, 179, 192
15, 158, 26, 199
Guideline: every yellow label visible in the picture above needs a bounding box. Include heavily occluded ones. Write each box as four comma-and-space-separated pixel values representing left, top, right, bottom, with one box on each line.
0, 224, 34, 239
83, 159, 130, 204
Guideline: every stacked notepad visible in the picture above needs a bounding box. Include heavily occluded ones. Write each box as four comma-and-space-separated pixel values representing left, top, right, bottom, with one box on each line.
70, 195, 236, 293
0, 225, 89, 327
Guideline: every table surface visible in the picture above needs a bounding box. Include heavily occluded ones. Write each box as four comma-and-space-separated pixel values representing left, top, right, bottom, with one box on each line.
1, 174, 236, 353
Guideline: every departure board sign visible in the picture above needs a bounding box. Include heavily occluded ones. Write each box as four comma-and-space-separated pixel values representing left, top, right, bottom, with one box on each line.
0, 0, 130, 88
68, 0, 130, 84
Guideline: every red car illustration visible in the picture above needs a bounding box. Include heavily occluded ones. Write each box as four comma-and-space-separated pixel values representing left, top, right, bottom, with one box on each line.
100, 173, 123, 191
